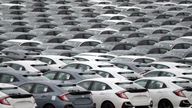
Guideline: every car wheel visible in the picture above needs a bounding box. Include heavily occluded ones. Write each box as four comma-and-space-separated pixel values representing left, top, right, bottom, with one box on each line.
158, 100, 173, 108
101, 101, 115, 108
44, 104, 55, 108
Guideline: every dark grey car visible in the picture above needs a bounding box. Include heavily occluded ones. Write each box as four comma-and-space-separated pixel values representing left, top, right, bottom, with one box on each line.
19, 81, 95, 108
44, 69, 101, 83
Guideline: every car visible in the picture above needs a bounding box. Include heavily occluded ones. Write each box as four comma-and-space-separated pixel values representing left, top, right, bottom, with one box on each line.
76, 52, 117, 59
44, 69, 101, 83
135, 77, 192, 108
1, 39, 42, 47
63, 39, 102, 48
111, 55, 156, 64
0, 83, 36, 108
0, 67, 49, 85
154, 41, 192, 50
90, 67, 142, 81
32, 55, 76, 69
110, 60, 155, 74
143, 69, 192, 78
74, 55, 111, 62
150, 61, 192, 70
19, 81, 95, 108
62, 61, 116, 72
77, 78, 153, 108
3, 60, 51, 73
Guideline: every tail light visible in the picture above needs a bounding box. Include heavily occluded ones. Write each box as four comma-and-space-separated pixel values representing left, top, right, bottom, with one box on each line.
173, 89, 186, 97
58, 93, 69, 101
116, 91, 128, 99
0, 96, 10, 105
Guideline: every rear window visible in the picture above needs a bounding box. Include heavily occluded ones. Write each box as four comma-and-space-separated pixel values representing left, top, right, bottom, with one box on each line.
116, 82, 147, 92
0, 87, 29, 95
79, 73, 101, 79
57, 84, 80, 91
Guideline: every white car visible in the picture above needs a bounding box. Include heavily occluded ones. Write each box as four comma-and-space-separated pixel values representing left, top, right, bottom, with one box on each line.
63, 39, 102, 48
78, 78, 152, 108
135, 77, 192, 108
76, 52, 117, 59
0, 83, 36, 108
33, 55, 75, 69
111, 55, 156, 64
150, 61, 192, 70
3, 60, 51, 73
1, 39, 42, 47
85, 28, 118, 35
74, 55, 110, 62
62, 61, 116, 71
143, 69, 192, 78
91, 67, 142, 81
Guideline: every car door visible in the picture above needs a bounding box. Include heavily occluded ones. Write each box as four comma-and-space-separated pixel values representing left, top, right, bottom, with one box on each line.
32, 83, 54, 107
89, 81, 112, 108
146, 80, 167, 108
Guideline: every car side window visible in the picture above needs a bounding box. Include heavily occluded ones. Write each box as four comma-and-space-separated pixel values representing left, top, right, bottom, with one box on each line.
57, 72, 74, 80
8, 63, 26, 71
115, 64, 132, 70
37, 57, 56, 65
90, 81, 111, 91
78, 81, 92, 90
63, 64, 78, 69
144, 71, 161, 77
33, 84, 53, 94
151, 64, 169, 69
159, 72, 175, 77
20, 83, 34, 93
78, 64, 92, 71
147, 80, 167, 89
94, 71, 114, 78
43, 72, 56, 80
0, 74, 19, 83
134, 59, 144, 63
135, 80, 148, 88
144, 59, 154, 63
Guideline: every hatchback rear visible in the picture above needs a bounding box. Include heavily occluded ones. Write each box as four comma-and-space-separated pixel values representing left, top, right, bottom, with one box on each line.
0, 83, 36, 108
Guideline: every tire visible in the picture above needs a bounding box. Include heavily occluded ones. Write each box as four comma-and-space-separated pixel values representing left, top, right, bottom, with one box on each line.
43, 104, 55, 108
101, 101, 115, 108
158, 100, 173, 108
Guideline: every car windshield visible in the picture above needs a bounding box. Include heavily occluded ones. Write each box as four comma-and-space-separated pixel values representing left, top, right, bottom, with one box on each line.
0, 87, 29, 95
